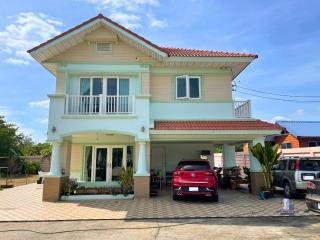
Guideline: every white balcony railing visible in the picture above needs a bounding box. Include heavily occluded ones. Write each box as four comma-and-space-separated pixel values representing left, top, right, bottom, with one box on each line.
233, 100, 251, 118
65, 95, 135, 115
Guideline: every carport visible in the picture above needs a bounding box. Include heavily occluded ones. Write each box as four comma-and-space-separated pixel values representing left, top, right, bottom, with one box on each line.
149, 120, 282, 194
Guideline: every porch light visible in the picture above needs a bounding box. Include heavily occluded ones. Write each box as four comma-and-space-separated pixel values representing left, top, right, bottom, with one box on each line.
51, 126, 56, 133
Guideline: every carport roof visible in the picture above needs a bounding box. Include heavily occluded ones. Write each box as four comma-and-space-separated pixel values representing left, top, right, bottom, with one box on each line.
152, 120, 282, 131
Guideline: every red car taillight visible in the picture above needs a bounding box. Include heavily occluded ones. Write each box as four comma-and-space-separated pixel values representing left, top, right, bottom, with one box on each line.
204, 171, 213, 176
295, 160, 300, 171
173, 171, 180, 176
307, 181, 316, 190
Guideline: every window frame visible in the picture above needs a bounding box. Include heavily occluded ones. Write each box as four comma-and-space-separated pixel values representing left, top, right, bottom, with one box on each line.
78, 76, 130, 96
281, 142, 292, 149
175, 75, 201, 100
308, 141, 320, 147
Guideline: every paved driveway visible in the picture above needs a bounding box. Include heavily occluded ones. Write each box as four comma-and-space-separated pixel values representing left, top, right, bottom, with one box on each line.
0, 184, 318, 221
0, 217, 320, 240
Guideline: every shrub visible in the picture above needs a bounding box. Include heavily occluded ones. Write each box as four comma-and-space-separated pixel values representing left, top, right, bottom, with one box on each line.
22, 161, 41, 175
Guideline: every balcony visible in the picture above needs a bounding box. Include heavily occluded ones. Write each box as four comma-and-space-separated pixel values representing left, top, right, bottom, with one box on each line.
233, 100, 251, 118
65, 95, 135, 115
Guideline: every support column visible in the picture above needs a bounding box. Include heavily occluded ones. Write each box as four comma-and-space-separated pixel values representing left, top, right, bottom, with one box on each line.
223, 144, 236, 168
49, 141, 62, 176
134, 141, 150, 198
249, 138, 265, 194
43, 141, 68, 202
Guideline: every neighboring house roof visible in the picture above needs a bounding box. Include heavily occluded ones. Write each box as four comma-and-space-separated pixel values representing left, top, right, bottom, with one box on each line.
152, 120, 282, 131
27, 14, 257, 59
276, 121, 320, 137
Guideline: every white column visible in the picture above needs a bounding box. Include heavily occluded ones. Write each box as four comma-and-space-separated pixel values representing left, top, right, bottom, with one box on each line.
249, 138, 265, 172
49, 141, 62, 176
223, 144, 236, 168
136, 141, 148, 175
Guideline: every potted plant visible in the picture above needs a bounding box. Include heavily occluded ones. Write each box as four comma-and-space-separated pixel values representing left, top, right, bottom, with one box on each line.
119, 167, 133, 196
243, 166, 251, 192
63, 178, 78, 195
250, 142, 281, 198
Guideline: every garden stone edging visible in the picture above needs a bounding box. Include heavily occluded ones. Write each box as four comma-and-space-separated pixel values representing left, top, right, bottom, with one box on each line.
60, 194, 134, 201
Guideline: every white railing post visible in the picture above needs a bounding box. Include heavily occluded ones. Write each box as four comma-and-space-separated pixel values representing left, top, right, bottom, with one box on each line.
65, 94, 69, 114
233, 100, 251, 118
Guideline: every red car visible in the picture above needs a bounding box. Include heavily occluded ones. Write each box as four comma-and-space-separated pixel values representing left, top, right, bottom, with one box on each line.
172, 160, 218, 201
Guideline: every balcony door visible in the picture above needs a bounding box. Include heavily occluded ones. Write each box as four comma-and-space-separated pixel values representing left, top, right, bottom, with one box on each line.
106, 78, 129, 113
79, 77, 103, 113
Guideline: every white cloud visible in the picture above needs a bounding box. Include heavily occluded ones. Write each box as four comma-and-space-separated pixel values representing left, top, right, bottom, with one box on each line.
147, 14, 168, 28
35, 118, 48, 124
0, 106, 13, 117
82, 0, 167, 29
0, 12, 63, 65
109, 12, 141, 29
294, 108, 305, 116
4, 58, 30, 65
13, 121, 46, 143
84, 0, 158, 11
271, 115, 291, 123
29, 100, 49, 109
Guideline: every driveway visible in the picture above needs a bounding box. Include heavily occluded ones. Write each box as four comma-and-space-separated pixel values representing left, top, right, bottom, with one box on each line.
0, 183, 318, 221
0, 217, 319, 240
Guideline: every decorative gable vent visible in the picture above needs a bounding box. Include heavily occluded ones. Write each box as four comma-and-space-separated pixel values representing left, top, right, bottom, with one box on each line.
96, 42, 112, 52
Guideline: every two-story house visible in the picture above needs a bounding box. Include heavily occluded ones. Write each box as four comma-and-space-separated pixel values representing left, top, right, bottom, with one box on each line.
28, 14, 281, 201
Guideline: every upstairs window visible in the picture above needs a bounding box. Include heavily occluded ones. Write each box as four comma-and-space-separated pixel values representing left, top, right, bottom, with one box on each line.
176, 75, 200, 99
281, 142, 292, 149
96, 42, 112, 52
308, 141, 320, 147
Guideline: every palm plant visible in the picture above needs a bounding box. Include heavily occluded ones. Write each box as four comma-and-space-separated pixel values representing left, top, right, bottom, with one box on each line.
119, 167, 133, 195
250, 142, 281, 191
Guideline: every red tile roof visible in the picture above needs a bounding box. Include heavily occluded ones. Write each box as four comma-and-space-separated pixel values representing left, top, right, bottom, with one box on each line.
152, 120, 282, 131
160, 47, 257, 58
27, 14, 257, 58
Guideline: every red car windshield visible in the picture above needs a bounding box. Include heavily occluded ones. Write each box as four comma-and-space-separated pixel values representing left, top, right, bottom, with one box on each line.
176, 161, 210, 171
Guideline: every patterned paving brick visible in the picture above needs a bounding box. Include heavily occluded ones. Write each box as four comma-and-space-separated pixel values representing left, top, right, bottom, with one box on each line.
0, 184, 318, 221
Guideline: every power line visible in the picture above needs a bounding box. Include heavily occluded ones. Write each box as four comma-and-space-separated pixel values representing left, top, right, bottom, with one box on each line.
235, 90, 320, 102
234, 85, 320, 98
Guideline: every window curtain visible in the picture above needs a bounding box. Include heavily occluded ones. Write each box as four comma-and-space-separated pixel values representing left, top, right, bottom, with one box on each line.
119, 79, 129, 112
177, 76, 187, 98
83, 146, 92, 181
80, 78, 90, 95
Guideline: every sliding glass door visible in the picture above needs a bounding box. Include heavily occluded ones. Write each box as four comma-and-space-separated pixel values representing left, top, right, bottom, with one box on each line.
84, 146, 127, 182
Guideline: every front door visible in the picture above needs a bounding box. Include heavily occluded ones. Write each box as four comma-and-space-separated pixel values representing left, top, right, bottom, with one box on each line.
95, 147, 107, 181
92, 146, 126, 182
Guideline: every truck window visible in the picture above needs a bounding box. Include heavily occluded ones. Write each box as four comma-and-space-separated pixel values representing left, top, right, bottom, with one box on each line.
279, 160, 287, 170
288, 160, 296, 171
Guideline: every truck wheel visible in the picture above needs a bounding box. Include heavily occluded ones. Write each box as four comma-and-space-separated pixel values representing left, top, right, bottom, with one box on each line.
284, 182, 294, 199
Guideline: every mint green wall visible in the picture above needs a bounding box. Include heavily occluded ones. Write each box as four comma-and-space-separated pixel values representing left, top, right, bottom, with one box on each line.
150, 102, 234, 120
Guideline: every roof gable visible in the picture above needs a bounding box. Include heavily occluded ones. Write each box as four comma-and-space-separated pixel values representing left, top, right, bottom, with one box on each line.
47, 26, 157, 64
28, 14, 257, 61
276, 121, 320, 137
28, 14, 258, 76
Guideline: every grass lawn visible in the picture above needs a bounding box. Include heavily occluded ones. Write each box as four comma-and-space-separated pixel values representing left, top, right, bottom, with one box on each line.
0, 175, 38, 187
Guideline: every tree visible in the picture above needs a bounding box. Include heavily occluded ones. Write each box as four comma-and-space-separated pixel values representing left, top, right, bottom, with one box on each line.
250, 142, 281, 191
0, 116, 20, 158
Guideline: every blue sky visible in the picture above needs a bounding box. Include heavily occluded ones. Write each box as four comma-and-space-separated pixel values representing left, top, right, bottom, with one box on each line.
0, 0, 320, 142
